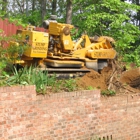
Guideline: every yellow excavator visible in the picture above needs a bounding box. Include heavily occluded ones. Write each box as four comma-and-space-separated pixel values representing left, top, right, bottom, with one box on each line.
10, 16, 116, 77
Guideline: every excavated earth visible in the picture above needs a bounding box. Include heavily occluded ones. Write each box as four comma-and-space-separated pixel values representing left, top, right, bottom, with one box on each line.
76, 62, 140, 95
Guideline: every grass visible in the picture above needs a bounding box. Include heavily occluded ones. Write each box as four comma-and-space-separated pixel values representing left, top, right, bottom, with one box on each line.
0, 64, 118, 96
86, 86, 97, 90
101, 89, 116, 96
0, 65, 79, 94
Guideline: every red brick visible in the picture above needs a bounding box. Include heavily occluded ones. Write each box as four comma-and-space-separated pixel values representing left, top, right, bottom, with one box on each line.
0, 121, 6, 125
0, 86, 139, 139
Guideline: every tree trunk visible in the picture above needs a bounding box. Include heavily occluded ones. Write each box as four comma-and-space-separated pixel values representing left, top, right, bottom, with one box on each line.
26, 0, 28, 16
41, 0, 46, 25
136, 0, 140, 28
66, 0, 72, 24
15, 0, 24, 13
52, 0, 57, 15
2, 0, 7, 17
2, 0, 7, 11
32, 0, 35, 11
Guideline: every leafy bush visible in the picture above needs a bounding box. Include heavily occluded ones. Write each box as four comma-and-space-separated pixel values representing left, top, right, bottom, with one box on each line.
63, 78, 77, 92
2, 66, 78, 94
86, 86, 95, 90
122, 45, 140, 67
5, 66, 50, 94
0, 45, 10, 76
72, 0, 140, 66
0, 33, 27, 76
101, 89, 116, 96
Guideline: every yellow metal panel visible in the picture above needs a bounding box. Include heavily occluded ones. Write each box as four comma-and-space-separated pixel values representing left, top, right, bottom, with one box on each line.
72, 48, 87, 58
49, 22, 74, 35
22, 31, 49, 58
49, 22, 61, 35
61, 34, 73, 50
86, 49, 116, 59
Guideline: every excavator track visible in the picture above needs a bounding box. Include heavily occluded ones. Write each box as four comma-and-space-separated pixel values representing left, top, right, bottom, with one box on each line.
35, 68, 90, 78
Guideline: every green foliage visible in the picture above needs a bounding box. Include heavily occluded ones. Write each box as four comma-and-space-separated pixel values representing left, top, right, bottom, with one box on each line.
0, 43, 10, 77
122, 45, 140, 67
9, 11, 42, 27
0, 34, 27, 85
7, 44, 27, 61
101, 89, 116, 96
72, 0, 140, 66
0, 60, 7, 76
86, 86, 95, 90
63, 78, 77, 92
1, 65, 78, 94
51, 79, 63, 93
0, 10, 6, 18
0, 35, 28, 75
4, 66, 48, 94
7, 17, 26, 27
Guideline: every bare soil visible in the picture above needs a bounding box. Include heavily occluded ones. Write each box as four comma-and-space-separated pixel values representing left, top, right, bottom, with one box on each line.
76, 61, 140, 95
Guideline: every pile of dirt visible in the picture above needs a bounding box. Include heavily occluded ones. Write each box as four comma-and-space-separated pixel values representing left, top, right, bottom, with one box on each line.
120, 68, 140, 90
120, 68, 140, 85
76, 69, 107, 90
76, 62, 140, 94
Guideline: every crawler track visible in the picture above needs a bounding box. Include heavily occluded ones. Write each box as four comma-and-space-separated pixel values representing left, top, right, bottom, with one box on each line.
35, 68, 91, 78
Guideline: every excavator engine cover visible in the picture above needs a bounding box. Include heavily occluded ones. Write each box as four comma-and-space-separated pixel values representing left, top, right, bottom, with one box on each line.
21, 28, 49, 58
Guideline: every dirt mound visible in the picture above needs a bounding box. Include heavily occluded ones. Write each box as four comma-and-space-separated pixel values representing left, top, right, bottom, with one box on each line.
76, 65, 115, 91
76, 63, 140, 94
120, 67, 140, 90
76, 69, 107, 90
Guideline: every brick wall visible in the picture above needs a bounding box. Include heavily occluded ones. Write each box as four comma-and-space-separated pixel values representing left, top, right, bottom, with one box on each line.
0, 85, 140, 140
